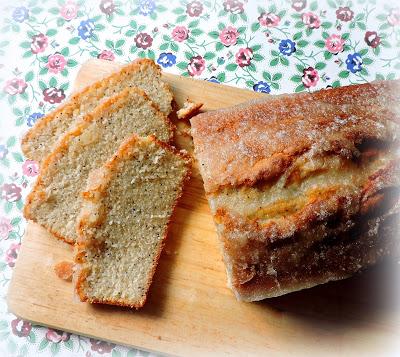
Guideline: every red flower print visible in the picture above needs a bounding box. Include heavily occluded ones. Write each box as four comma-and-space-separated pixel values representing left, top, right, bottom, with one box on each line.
90, 339, 115, 354
258, 12, 280, 27
219, 26, 239, 46
291, 0, 307, 12
387, 8, 400, 26
0, 217, 12, 240
46, 329, 71, 343
171, 26, 189, 42
302, 12, 321, 29
46, 53, 67, 74
1, 183, 22, 202
6, 243, 21, 267
31, 33, 48, 54
60, 1, 78, 21
99, 0, 116, 15
325, 34, 345, 54
11, 318, 31, 337
302, 67, 319, 88
22, 160, 39, 177
187, 55, 206, 76
186, 1, 203, 17
364, 31, 381, 48
97, 50, 115, 61
223, 0, 244, 14
235, 47, 253, 67
336, 7, 354, 22
43, 87, 66, 104
3, 78, 27, 95
134, 32, 153, 49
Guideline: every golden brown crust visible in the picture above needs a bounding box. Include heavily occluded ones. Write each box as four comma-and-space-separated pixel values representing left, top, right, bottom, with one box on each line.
75, 135, 192, 308
191, 80, 400, 194
54, 261, 74, 282
191, 80, 400, 301
23, 87, 174, 245
21, 58, 174, 161
177, 99, 203, 120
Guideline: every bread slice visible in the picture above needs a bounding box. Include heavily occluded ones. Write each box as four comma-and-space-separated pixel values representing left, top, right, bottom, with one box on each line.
75, 135, 191, 308
191, 79, 400, 301
24, 87, 174, 244
22, 59, 173, 163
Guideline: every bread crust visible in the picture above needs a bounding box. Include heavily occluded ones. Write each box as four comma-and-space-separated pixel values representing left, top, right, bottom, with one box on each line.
75, 135, 191, 308
24, 87, 175, 245
191, 79, 400, 301
22, 59, 174, 162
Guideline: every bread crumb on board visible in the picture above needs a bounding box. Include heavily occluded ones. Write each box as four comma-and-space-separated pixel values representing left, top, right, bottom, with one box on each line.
177, 99, 203, 120
54, 261, 74, 282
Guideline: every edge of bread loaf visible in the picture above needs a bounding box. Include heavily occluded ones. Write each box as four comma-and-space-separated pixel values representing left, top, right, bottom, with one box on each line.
21, 58, 174, 160
23, 87, 175, 245
74, 135, 192, 308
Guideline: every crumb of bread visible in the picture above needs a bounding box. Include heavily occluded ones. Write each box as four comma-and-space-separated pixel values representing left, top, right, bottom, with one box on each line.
177, 99, 203, 120
54, 261, 73, 281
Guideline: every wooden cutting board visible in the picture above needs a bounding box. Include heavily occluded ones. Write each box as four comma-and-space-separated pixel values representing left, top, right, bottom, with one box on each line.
8, 59, 400, 357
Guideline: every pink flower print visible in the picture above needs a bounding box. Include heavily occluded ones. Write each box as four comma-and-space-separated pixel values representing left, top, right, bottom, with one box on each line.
336, 6, 354, 22
1, 183, 22, 202
11, 318, 31, 337
60, 1, 78, 21
219, 26, 239, 46
187, 55, 206, 76
46, 329, 71, 343
387, 8, 400, 26
6, 243, 21, 267
186, 0, 203, 17
291, 0, 307, 12
325, 34, 345, 54
0, 217, 12, 240
364, 31, 381, 48
171, 26, 189, 42
302, 67, 319, 88
235, 48, 253, 67
31, 33, 48, 54
302, 12, 321, 29
90, 339, 115, 354
46, 53, 67, 74
258, 12, 280, 27
22, 160, 39, 177
3, 78, 27, 95
134, 32, 153, 49
43, 87, 66, 104
97, 50, 115, 61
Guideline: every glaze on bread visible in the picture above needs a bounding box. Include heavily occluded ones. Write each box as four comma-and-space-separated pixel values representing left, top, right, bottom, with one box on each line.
191, 80, 400, 301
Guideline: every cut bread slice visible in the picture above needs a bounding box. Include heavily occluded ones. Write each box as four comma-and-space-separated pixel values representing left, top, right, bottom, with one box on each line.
22, 59, 173, 163
75, 135, 191, 308
24, 87, 174, 244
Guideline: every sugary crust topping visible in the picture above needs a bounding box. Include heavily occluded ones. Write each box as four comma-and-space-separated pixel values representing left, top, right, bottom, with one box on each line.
191, 80, 400, 194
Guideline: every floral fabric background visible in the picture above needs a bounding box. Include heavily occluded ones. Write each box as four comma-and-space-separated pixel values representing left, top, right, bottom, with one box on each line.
0, 0, 399, 355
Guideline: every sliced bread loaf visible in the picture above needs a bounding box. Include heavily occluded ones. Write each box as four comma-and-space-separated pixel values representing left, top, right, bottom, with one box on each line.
24, 87, 174, 244
75, 135, 191, 308
22, 59, 173, 163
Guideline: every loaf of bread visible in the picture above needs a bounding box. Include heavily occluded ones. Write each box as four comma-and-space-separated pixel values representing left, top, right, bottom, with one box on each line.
24, 87, 174, 244
22, 59, 173, 163
75, 135, 191, 308
191, 80, 400, 301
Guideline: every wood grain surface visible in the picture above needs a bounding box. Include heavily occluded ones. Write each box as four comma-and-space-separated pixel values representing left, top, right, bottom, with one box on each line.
8, 59, 400, 357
